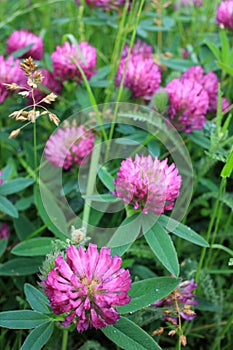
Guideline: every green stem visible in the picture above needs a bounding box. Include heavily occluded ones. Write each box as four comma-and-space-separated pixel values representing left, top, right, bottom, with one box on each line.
61, 329, 68, 350
33, 119, 37, 179
72, 58, 108, 142
195, 177, 225, 282
105, 0, 145, 161
82, 138, 102, 229
205, 178, 226, 268
104, 0, 131, 104
210, 211, 233, 265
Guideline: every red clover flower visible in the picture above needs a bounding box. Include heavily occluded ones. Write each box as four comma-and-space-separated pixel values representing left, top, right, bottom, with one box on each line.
42, 244, 131, 332
113, 155, 181, 215
165, 78, 209, 133
51, 41, 97, 83
0, 56, 25, 103
7, 30, 44, 60
216, 1, 233, 30
44, 124, 95, 169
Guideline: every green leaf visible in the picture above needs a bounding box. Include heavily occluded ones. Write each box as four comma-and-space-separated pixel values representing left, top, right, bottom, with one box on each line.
11, 43, 34, 58
34, 186, 67, 240
143, 223, 179, 277
12, 237, 54, 257
221, 148, 233, 178
110, 243, 133, 257
102, 317, 162, 350
0, 310, 50, 329
13, 215, 35, 240
107, 213, 141, 253
0, 178, 34, 195
186, 131, 210, 149
20, 322, 54, 350
0, 195, 18, 218
24, 284, 50, 313
82, 193, 121, 203
0, 238, 8, 257
97, 166, 115, 192
0, 132, 19, 150
16, 196, 34, 211
160, 58, 194, 72
118, 277, 179, 314
220, 29, 229, 62
0, 257, 42, 276
158, 215, 209, 247
1, 164, 13, 181
217, 61, 233, 76
205, 40, 221, 60
130, 265, 156, 279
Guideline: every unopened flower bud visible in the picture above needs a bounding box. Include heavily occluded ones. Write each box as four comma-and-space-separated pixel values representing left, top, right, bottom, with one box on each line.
168, 330, 177, 337
151, 88, 168, 113
152, 327, 164, 336
180, 334, 187, 347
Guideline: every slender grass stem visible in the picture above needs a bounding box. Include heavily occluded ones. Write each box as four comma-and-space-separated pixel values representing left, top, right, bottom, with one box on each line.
205, 178, 226, 268
82, 138, 102, 229
195, 177, 226, 282
72, 58, 108, 141
105, 0, 145, 161
103, 0, 131, 104
33, 120, 37, 178
61, 329, 68, 350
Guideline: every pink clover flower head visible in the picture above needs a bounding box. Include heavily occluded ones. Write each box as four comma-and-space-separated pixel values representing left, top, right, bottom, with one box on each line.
75, 0, 130, 9
193, 0, 202, 5
0, 222, 10, 240
181, 48, 190, 59
174, 0, 202, 9
216, 1, 233, 30
42, 244, 131, 332
0, 55, 25, 103
116, 54, 161, 99
153, 278, 198, 322
222, 96, 231, 112
44, 124, 95, 169
31, 69, 62, 103
182, 65, 230, 113
7, 30, 44, 60
121, 39, 153, 59
113, 154, 181, 215
165, 77, 209, 133
51, 41, 97, 83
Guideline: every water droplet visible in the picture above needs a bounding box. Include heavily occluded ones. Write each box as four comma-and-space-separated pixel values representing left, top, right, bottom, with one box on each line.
155, 288, 159, 292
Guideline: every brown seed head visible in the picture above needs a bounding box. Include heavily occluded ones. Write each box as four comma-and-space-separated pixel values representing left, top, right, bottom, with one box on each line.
48, 113, 60, 126
9, 110, 23, 119
40, 92, 57, 104
33, 71, 44, 84
3, 82, 20, 90
20, 57, 37, 76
